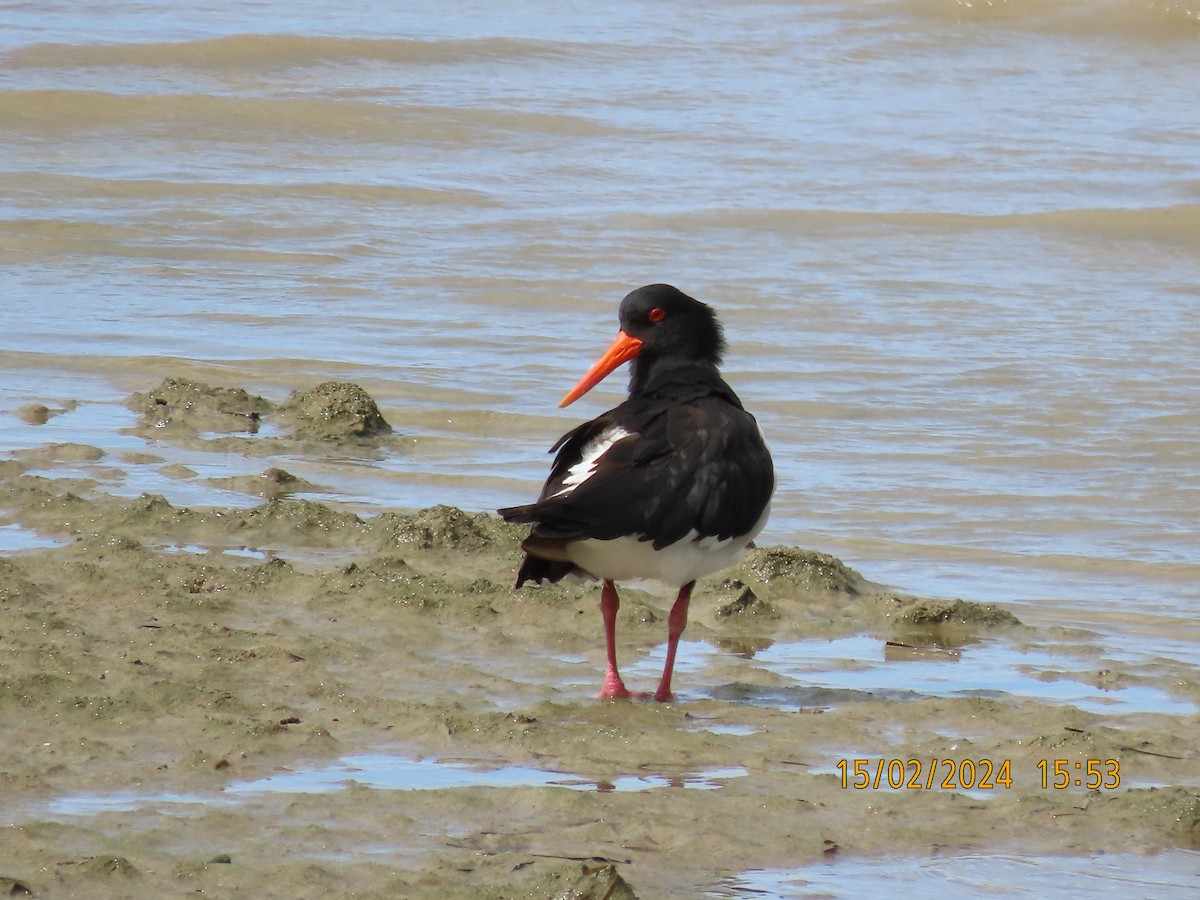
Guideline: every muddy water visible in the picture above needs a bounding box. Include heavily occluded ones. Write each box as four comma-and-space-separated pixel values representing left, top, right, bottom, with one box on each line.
2, 1, 1200, 896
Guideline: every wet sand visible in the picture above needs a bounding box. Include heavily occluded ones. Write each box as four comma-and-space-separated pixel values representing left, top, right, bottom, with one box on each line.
2, 382, 1198, 898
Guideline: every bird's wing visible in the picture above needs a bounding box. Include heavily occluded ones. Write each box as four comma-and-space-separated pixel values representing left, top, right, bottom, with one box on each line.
647, 401, 774, 547
514, 397, 773, 548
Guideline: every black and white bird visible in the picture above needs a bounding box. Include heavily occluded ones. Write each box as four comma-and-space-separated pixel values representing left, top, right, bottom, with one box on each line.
498, 284, 774, 701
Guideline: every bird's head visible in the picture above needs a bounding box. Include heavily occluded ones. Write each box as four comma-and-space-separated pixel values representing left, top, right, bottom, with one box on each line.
560, 284, 725, 407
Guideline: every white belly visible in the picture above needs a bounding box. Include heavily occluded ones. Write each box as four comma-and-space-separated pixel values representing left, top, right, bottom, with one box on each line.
566, 503, 771, 587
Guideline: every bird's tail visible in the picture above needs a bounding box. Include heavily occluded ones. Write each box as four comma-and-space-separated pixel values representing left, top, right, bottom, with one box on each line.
497, 503, 536, 523
514, 554, 580, 588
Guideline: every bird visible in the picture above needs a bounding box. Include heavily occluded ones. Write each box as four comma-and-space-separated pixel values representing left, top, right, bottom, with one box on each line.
498, 284, 774, 701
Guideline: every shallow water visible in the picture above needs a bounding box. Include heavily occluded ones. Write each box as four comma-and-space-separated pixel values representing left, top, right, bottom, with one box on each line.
629, 635, 1198, 716
30, 756, 750, 821
2, 1, 1199, 894
708, 851, 1200, 900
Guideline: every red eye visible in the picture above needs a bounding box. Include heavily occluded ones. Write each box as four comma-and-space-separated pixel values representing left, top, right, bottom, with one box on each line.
648, 307, 666, 323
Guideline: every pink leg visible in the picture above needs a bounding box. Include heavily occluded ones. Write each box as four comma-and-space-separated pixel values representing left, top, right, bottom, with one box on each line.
653, 581, 694, 702
597, 580, 632, 699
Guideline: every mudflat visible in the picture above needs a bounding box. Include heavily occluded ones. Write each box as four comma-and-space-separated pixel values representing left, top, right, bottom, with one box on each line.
1, 381, 1197, 898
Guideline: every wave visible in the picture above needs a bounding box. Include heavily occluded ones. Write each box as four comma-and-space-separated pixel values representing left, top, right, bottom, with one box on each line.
0, 217, 345, 265
2, 33, 579, 70
874, 0, 1200, 40
610, 204, 1200, 248
0, 88, 622, 142
2, 171, 496, 208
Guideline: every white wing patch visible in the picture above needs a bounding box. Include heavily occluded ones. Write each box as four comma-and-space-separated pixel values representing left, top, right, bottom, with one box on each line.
549, 425, 632, 498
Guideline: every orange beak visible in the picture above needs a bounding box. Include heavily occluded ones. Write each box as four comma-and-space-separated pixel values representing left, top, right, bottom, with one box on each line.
559, 330, 644, 407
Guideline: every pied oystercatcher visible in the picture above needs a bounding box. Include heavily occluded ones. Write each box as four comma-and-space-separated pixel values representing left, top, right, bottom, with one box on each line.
498, 284, 775, 701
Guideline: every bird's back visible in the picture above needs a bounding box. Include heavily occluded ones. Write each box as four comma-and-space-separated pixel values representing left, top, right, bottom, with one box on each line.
500, 366, 773, 585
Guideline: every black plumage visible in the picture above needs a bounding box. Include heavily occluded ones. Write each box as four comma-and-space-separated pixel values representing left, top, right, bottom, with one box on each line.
499, 284, 774, 700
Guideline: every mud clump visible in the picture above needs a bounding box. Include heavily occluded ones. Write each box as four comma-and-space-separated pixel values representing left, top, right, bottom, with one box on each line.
16, 403, 53, 425
207, 467, 322, 499
10, 442, 104, 465
379, 504, 524, 553
540, 862, 640, 900
0, 875, 33, 895
896, 597, 1021, 628
15, 401, 75, 425
128, 378, 273, 434
237, 498, 369, 545
715, 584, 778, 619
275, 381, 391, 439
125, 377, 392, 448
742, 546, 865, 595
78, 855, 141, 879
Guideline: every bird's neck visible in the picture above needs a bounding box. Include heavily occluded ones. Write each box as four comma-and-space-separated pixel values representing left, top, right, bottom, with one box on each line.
628, 354, 722, 398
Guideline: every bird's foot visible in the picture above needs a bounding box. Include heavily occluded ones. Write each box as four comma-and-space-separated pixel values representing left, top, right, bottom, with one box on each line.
596, 686, 635, 700
597, 671, 633, 700
596, 684, 677, 702
596, 667, 678, 701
